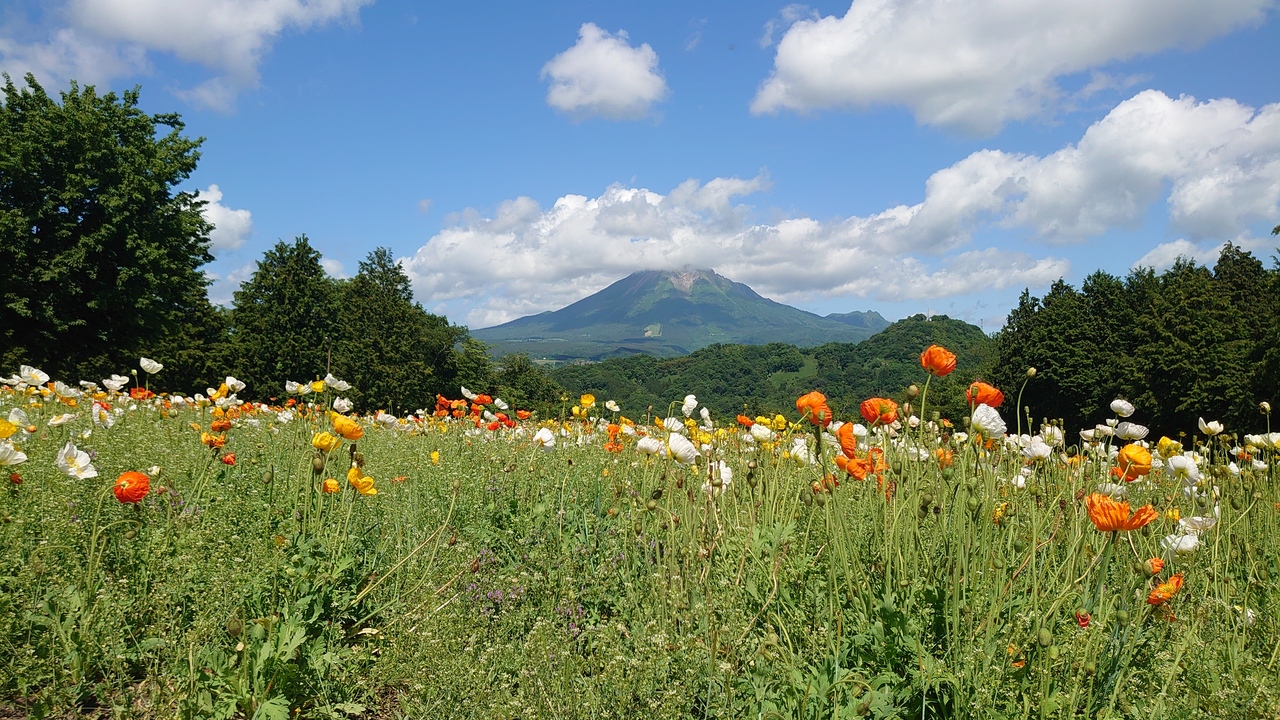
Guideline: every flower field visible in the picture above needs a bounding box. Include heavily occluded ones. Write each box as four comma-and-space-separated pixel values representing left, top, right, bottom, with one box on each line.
0, 352, 1277, 719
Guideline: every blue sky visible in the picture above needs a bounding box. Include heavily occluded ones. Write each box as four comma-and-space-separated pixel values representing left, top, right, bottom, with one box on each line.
3, 0, 1278, 332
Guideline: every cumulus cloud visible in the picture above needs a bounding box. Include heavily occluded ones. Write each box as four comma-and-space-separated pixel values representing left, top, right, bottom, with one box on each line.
1, 0, 372, 110
751, 0, 1271, 134
541, 23, 668, 120
320, 257, 347, 279
197, 184, 253, 253
404, 89, 1280, 327
1132, 235, 1273, 272
207, 261, 256, 305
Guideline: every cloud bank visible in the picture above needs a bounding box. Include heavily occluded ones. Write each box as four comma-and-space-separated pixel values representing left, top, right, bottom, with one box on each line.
751, 0, 1272, 134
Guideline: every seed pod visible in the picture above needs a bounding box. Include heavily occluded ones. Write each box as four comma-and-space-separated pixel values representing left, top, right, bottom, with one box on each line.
800, 491, 813, 506
1116, 610, 1130, 624
262, 469, 274, 484
1048, 645, 1060, 660
645, 500, 657, 512
814, 494, 827, 507
967, 497, 980, 512
1013, 539, 1027, 552
917, 507, 928, 520
746, 471, 757, 488
124, 529, 138, 540
311, 456, 325, 475
1230, 496, 1242, 511
1037, 628, 1052, 647
922, 492, 934, 506
226, 617, 244, 637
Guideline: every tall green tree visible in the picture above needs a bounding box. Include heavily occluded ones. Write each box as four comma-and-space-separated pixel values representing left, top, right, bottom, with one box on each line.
334, 247, 466, 413
228, 236, 340, 399
0, 75, 214, 381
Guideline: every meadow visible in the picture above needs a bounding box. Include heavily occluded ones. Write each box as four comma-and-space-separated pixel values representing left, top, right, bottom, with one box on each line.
0, 351, 1277, 719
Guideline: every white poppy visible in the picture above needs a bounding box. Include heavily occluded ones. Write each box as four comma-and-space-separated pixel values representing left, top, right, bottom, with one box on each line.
636, 437, 665, 455
605, 400, 620, 412
702, 461, 733, 496
789, 436, 813, 465
20, 365, 50, 386
1198, 417, 1223, 436
225, 376, 247, 393
1114, 422, 1148, 441
532, 427, 556, 449
493, 398, 509, 410
1095, 482, 1128, 498
102, 374, 130, 392
1093, 424, 1114, 438
460, 386, 477, 401
322, 374, 349, 392
1022, 437, 1053, 461
8, 408, 28, 426
139, 357, 163, 374
1179, 514, 1218, 533
970, 404, 1006, 438
1161, 533, 1199, 554
681, 394, 698, 418
0, 441, 27, 466
749, 423, 775, 442
91, 402, 114, 429
663, 417, 687, 434
285, 381, 302, 394
48, 413, 78, 426
1253, 459, 1268, 471
699, 407, 712, 423
1080, 429, 1096, 442
332, 397, 354, 413
376, 411, 397, 428
1165, 455, 1201, 483
1110, 399, 1135, 417
667, 433, 700, 464
53, 381, 81, 398
56, 442, 97, 479
1041, 425, 1064, 446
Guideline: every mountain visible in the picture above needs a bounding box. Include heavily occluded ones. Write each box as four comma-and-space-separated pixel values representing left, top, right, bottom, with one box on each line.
471, 269, 890, 361
549, 314, 993, 421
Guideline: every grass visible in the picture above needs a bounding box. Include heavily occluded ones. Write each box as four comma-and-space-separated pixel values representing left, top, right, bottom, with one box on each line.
0, 383, 1277, 719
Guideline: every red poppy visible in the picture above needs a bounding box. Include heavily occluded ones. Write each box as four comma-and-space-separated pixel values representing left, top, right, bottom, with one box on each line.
114, 471, 150, 503
129, 387, 155, 400
920, 345, 957, 377
221, 453, 236, 466
474, 394, 493, 406
9, 472, 22, 485
860, 397, 898, 425
966, 382, 1004, 408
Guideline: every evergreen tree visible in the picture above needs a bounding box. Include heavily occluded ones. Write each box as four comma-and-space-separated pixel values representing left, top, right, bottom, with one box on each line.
334, 247, 466, 413
228, 236, 340, 399
0, 75, 213, 381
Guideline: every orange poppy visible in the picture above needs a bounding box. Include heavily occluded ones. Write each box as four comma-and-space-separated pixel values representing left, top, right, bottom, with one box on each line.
130, 387, 155, 400
474, 394, 493, 406
1147, 573, 1184, 606
796, 391, 833, 427
1145, 557, 1165, 575
201, 432, 226, 449
934, 448, 954, 468
920, 345, 957, 377
966, 382, 1004, 407
835, 421, 858, 458
1113, 443, 1152, 482
221, 453, 236, 466
1084, 493, 1158, 532
860, 397, 898, 425
329, 412, 364, 441
736, 414, 754, 427
516, 410, 531, 420
322, 478, 340, 493
113, 471, 150, 504
210, 418, 232, 432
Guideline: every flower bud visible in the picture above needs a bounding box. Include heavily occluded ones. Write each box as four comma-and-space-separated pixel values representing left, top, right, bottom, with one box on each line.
1026, 367, 1037, 378
906, 384, 919, 399
1262, 401, 1272, 414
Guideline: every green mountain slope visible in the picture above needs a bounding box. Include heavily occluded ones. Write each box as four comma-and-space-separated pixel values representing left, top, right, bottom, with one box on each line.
551, 313, 994, 423
471, 269, 888, 361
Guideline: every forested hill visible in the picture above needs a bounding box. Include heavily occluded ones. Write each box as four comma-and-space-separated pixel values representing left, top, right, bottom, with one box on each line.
550, 314, 993, 422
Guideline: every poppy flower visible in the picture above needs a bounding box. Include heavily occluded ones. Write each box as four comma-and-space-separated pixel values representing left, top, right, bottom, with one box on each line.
966, 382, 1004, 408
139, 357, 163, 374
1147, 573, 1184, 606
210, 419, 232, 433
347, 466, 377, 495
736, 414, 754, 428
221, 453, 236, 466
860, 397, 898, 426
113, 471, 150, 503
516, 410, 531, 420
322, 478, 340, 493
796, 391, 833, 427
474, 394, 493, 406
201, 432, 226, 449
1075, 610, 1091, 629
1113, 443, 1152, 481
1084, 493, 1158, 532
1144, 557, 1165, 575
130, 387, 155, 401
329, 412, 364, 441
920, 345, 957, 377
312, 432, 340, 453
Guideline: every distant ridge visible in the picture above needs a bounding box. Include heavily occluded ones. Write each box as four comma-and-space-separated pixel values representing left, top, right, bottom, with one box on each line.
471, 268, 889, 360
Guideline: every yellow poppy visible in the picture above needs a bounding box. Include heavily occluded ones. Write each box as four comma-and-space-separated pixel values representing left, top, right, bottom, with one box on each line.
347, 466, 377, 496
579, 393, 595, 409
312, 432, 340, 453
330, 412, 364, 441
310, 380, 327, 394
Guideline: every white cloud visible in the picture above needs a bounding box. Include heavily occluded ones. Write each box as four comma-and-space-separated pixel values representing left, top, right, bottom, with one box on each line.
320, 257, 347, 279
751, 0, 1271, 134
197, 184, 253, 253
1132, 235, 1272, 272
417, 198, 434, 214
541, 23, 668, 120
403, 90, 1280, 327
207, 261, 255, 305
1, 0, 372, 110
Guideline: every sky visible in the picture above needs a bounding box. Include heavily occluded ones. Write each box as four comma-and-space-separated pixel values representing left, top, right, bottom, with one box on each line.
2, 0, 1278, 333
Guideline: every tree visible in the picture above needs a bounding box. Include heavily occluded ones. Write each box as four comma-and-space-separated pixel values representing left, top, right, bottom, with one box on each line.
0, 74, 213, 381
334, 247, 466, 413
228, 236, 340, 399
